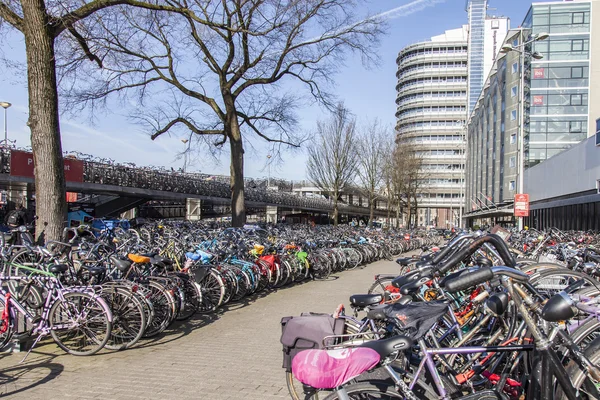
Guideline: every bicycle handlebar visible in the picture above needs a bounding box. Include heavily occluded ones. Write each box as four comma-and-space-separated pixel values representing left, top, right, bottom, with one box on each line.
435, 234, 516, 275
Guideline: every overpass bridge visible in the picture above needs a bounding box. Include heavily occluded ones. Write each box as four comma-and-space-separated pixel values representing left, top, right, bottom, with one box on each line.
0, 149, 392, 222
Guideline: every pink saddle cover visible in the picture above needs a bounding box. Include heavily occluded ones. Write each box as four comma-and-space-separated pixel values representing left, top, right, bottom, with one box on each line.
292, 347, 380, 389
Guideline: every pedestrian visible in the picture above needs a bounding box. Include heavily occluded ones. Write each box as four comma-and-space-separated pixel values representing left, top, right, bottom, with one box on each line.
5, 203, 27, 228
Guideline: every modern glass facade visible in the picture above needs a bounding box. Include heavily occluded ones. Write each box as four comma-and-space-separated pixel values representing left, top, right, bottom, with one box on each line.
522, 1, 592, 167
467, 0, 487, 114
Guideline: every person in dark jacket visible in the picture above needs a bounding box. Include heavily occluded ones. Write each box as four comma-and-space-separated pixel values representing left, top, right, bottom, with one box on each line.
5, 204, 28, 228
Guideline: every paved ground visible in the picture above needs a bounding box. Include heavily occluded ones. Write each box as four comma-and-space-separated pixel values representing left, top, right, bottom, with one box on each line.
0, 258, 405, 399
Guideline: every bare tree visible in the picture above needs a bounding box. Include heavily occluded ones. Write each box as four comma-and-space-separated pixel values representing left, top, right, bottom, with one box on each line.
64, 0, 384, 227
0, 0, 184, 241
389, 140, 424, 228
306, 104, 358, 225
356, 119, 387, 226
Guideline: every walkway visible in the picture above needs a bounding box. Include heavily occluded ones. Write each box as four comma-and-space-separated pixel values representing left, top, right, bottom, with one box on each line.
0, 258, 403, 399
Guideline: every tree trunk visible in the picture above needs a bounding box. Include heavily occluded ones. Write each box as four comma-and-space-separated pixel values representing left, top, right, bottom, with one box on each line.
22, 0, 65, 243
333, 194, 339, 226
228, 127, 245, 227
368, 195, 374, 227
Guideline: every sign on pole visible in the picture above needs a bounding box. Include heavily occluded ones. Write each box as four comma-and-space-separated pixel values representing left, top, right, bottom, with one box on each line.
514, 194, 530, 217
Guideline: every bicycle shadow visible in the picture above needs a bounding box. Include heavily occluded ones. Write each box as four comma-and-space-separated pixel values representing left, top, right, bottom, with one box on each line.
0, 357, 63, 397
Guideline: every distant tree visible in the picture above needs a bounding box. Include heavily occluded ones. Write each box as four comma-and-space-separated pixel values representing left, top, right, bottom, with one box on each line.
307, 104, 359, 225
389, 140, 425, 228
65, 0, 384, 227
356, 119, 387, 226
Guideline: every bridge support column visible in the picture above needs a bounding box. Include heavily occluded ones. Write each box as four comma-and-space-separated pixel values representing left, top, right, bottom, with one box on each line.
266, 206, 278, 224
186, 198, 202, 221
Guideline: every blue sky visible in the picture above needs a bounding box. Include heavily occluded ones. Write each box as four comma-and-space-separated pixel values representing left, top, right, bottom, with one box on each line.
0, 0, 533, 181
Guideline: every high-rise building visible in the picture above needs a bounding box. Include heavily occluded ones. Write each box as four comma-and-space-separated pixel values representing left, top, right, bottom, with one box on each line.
463, 0, 600, 228
395, 27, 469, 228
466, 0, 487, 114
466, 0, 510, 114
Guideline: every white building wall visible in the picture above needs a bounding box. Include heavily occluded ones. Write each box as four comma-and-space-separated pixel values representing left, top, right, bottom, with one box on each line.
483, 17, 510, 85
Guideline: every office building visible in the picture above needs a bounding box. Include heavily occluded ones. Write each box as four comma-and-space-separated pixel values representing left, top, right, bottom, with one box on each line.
464, 0, 600, 228
466, 0, 510, 114
395, 27, 469, 228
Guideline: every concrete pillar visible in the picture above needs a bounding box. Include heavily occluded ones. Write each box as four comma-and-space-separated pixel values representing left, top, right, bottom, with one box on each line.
266, 205, 278, 224
186, 198, 202, 221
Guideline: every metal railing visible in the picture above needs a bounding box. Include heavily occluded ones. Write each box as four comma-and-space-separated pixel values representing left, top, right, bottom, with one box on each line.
0, 147, 389, 215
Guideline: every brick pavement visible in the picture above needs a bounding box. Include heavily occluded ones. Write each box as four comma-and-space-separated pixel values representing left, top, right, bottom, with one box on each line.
0, 258, 405, 399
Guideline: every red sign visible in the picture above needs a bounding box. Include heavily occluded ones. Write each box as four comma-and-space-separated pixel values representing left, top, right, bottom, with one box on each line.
533, 68, 545, 79
404, 234, 410, 240
533, 95, 544, 106
514, 194, 530, 217
10, 151, 84, 183
66, 192, 78, 202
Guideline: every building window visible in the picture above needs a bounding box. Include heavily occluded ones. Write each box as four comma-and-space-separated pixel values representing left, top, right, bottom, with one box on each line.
512, 62, 518, 74
511, 86, 518, 97
511, 110, 517, 121
571, 94, 583, 106
509, 156, 516, 168
512, 38, 519, 47
572, 67, 584, 78
572, 39, 584, 52
510, 134, 516, 144
596, 118, 600, 146
509, 181, 516, 191
573, 12, 585, 24
570, 121, 583, 133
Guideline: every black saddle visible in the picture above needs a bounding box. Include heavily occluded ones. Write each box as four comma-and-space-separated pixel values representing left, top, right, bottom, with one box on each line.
396, 257, 413, 266
151, 255, 173, 265
49, 264, 69, 274
111, 257, 132, 272
86, 266, 105, 277
359, 335, 413, 358
349, 294, 383, 308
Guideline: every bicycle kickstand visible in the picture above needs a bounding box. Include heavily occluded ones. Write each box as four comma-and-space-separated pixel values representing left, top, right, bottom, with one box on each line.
19, 333, 46, 364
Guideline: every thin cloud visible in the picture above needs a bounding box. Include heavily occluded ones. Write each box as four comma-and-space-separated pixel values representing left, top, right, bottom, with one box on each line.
374, 0, 447, 21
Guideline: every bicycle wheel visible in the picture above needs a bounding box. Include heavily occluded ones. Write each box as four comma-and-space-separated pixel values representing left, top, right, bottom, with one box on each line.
531, 270, 600, 298
101, 286, 146, 351
142, 281, 176, 338
175, 276, 201, 321
322, 381, 416, 399
557, 336, 600, 399
50, 292, 112, 356
197, 269, 225, 313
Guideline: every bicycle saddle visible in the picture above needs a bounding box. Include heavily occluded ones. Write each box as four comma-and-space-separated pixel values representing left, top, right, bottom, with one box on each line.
128, 254, 151, 264
49, 264, 68, 274
396, 257, 414, 266
359, 335, 413, 358
150, 255, 172, 265
111, 257, 133, 272
291, 347, 380, 389
84, 266, 105, 277
349, 294, 383, 308
400, 276, 432, 295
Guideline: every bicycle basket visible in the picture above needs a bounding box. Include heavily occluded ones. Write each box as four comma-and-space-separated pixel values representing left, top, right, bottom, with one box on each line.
280, 313, 345, 372
383, 301, 448, 341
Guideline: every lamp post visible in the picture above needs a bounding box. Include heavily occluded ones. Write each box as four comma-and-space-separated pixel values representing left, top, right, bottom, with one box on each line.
500, 31, 548, 231
0, 102, 11, 146
459, 122, 467, 229
181, 139, 189, 173
266, 154, 272, 188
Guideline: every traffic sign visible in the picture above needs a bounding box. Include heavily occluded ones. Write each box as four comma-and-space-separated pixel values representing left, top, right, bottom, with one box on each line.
514, 194, 530, 217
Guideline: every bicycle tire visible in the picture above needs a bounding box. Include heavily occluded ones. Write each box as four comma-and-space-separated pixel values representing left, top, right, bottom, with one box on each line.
101, 285, 146, 351
50, 292, 112, 356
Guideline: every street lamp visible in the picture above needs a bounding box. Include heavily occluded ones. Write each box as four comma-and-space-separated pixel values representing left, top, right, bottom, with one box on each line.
500, 31, 548, 230
0, 102, 11, 146
266, 154, 272, 188
181, 139, 189, 173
